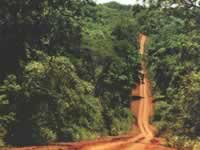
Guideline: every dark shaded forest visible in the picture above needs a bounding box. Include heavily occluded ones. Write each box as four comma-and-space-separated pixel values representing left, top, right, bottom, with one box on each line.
0, 0, 199, 149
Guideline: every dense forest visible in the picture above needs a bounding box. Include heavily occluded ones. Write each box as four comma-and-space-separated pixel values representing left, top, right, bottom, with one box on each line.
0, 0, 199, 149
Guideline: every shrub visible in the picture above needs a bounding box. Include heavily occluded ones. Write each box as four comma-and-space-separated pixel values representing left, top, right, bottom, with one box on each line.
33, 127, 57, 145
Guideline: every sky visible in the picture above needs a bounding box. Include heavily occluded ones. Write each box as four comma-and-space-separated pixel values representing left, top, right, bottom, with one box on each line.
96, 0, 143, 5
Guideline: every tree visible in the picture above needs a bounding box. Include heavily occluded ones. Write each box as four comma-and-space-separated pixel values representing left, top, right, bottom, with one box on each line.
1, 53, 104, 145
143, 0, 200, 8
0, 0, 94, 80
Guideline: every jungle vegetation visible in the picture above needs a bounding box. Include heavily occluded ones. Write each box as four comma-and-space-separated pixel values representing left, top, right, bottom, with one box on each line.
0, 0, 199, 149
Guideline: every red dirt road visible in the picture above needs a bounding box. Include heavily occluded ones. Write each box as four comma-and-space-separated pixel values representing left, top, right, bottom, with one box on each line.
5, 34, 175, 150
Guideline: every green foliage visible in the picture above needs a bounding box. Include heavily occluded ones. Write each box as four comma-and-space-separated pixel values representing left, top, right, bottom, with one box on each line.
0, 0, 94, 80
32, 127, 57, 145
4, 0, 199, 148
143, 0, 200, 8
136, 3, 200, 147
62, 126, 98, 141
109, 108, 134, 136
1, 54, 104, 145
0, 75, 18, 146
0, 1, 141, 146
167, 136, 200, 150
78, 2, 140, 138
103, 2, 132, 10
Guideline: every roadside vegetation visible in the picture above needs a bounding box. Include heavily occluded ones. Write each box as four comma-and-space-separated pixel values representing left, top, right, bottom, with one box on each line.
138, 1, 200, 149
0, 0, 140, 146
